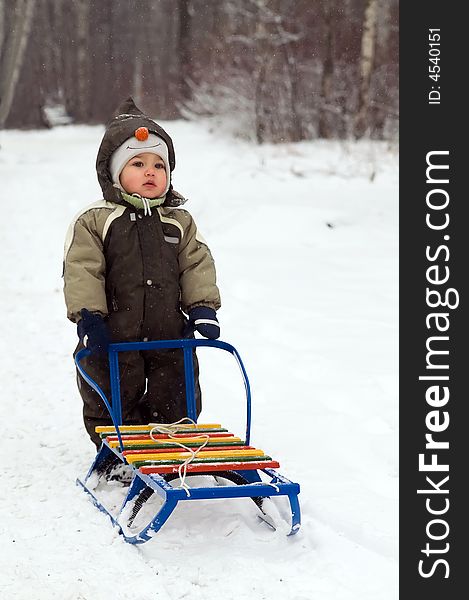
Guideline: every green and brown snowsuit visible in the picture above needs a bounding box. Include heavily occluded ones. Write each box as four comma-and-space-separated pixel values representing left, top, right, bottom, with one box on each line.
63, 98, 221, 446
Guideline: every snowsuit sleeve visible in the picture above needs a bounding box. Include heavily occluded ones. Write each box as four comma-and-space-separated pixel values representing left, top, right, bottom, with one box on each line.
63, 211, 108, 323
176, 210, 221, 314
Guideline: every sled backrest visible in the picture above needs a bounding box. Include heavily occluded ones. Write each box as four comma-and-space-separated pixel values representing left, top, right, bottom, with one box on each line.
75, 339, 252, 451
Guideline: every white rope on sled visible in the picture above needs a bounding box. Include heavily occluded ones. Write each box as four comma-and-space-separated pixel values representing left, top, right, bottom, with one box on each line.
148, 418, 210, 496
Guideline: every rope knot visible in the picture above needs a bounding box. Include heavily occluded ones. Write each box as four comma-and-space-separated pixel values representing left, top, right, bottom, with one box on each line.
149, 418, 210, 495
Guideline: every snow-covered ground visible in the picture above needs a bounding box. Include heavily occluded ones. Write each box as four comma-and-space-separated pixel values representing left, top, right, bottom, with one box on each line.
0, 122, 398, 600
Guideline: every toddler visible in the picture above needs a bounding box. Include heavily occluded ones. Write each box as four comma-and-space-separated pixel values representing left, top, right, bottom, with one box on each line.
63, 97, 221, 447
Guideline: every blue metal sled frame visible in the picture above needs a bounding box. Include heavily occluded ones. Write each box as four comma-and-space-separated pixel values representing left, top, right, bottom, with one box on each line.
75, 339, 301, 543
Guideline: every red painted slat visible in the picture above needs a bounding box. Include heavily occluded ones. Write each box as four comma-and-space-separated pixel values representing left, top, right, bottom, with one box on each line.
139, 460, 280, 475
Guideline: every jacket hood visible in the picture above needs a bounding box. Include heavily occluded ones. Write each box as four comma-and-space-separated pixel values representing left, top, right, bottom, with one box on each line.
96, 97, 180, 206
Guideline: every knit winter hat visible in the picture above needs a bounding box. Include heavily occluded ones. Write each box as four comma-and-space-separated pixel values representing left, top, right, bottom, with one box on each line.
110, 129, 170, 195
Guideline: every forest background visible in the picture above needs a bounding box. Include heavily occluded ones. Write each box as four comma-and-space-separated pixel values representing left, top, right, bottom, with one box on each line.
0, 0, 398, 142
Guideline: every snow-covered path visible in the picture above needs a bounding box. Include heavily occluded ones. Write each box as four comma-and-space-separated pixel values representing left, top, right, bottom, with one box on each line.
0, 123, 397, 599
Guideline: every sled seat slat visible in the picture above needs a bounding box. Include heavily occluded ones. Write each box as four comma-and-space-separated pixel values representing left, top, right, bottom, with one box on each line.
96, 424, 224, 437
139, 460, 280, 474
125, 448, 264, 463
107, 436, 242, 449
114, 440, 246, 450
132, 455, 274, 468
123, 445, 255, 455
105, 432, 235, 442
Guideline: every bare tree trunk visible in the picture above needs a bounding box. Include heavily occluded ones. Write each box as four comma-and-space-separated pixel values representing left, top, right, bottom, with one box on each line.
131, 4, 146, 109
177, 0, 191, 104
0, 0, 5, 59
37, 0, 57, 105
354, 0, 378, 138
56, 0, 73, 117
0, 0, 36, 128
133, 53, 144, 107
254, 14, 269, 144
255, 59, 269, 144
277, 29, 302, 142
318, 5, 333, 139
74, 0, 90, 122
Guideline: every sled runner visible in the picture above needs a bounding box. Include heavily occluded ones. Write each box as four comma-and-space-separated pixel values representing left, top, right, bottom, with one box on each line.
76, 339, 301, 544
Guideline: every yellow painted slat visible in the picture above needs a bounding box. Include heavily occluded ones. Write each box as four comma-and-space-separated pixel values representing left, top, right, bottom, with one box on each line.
108, 436, 241, 448
95, 423, 222, 433
125, 449, 264, 463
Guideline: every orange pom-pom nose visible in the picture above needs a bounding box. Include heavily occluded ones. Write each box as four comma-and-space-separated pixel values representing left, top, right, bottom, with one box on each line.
134, 127, 149, 141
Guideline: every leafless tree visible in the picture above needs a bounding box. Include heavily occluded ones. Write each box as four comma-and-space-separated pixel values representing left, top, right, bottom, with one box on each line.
74, 0, 91, 121
355, 0, 378, 138
175, 0, 191, 105
318, 3, 334, 139
0, 0, 36, 128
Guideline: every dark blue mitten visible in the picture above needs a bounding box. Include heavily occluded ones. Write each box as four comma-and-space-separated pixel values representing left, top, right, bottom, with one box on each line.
77, 308, 111, 355
185, 306, 220, 339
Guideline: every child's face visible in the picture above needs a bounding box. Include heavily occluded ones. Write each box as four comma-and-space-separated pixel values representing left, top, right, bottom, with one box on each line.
119, 152, 167, 198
